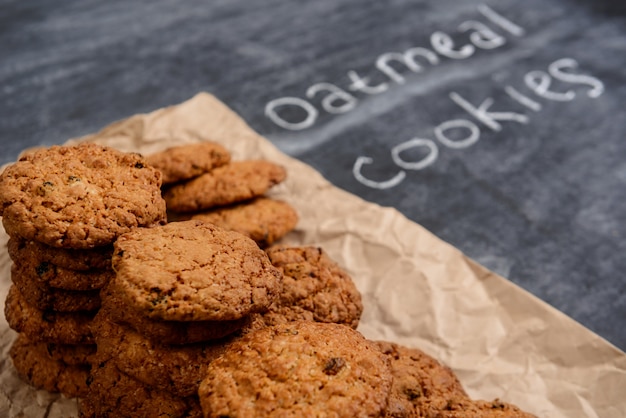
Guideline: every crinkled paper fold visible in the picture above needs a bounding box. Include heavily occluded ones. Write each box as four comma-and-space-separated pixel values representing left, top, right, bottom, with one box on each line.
1, 93, 624, 417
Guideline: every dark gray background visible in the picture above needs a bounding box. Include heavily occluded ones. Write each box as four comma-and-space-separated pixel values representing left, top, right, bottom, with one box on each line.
1, 0, 625, 349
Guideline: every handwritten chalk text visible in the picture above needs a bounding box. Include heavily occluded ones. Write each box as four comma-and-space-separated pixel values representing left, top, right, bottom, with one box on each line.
265, 5, 523, 130
353, 58, 604, 189
263, 5, 605, 189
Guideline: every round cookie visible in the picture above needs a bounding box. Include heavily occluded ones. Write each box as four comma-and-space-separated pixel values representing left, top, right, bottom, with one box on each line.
110, 220, 282, 321
11, 264, 101, 312
198, 321, 393, 418
262, 246, 363, 329
7, 237, 113, 271
4, 285, 96, 344
190, 197, 298, 247
145, 141, 231, 184
9, 333, 91, 398
373, 341, 469, 418
99, 285, 253, 344
163, 160, 287, 213
10, 249, 113, 290
0, 143, 166, 249
425, 398, 538, 418
92, 310, 227, 397
81, 359, 201, 418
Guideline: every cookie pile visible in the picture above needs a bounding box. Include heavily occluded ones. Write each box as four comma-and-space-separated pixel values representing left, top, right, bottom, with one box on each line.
0, 142, 537, 418
0, 143, 167, 398
147, 143, 298, 248
79, 220, 364, 416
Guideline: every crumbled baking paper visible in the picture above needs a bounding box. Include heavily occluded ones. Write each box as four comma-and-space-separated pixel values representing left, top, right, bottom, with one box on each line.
1, 93, 624, 417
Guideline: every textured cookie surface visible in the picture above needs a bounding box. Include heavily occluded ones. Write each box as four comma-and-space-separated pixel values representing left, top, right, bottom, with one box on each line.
198, 321, 392, 418
9, 245, 112, 290
374, 341, 469, 418
44, 342, 97, 366
81, 359, 201, 418
7, 237, 113, 271
9, 333, 90, 398
262, 246, 363, 329
11, 264, 101, 312
93, 310, 227, 397
425, 398, 538, 418
4, 285, 96, 344
99, 294, 250, 345
110, 220, 282, 321
145, 141, 231, 184
163, 160, 287, 212
0, 143, 166, 248
190, 197, 298, 247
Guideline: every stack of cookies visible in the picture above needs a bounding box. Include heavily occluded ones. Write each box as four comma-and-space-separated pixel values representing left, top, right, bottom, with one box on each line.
0, 143, 166, 399
0, 141, 538, 417
146, 142, 298, 248
4, 241, 112, 398
78, 219, 366, 417
82, 220, 283, 416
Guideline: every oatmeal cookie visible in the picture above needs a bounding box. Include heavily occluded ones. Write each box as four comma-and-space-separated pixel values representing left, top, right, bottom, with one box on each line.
92, 311, 227, 397
81, 359, 201, 418
145, 142, 231, 184
4, 285, 96, 344
0, 143, 166, 248
261, 246, 363, 329
374, 341, 469, 418
9, 333, 90, 398
110, 220, 282, 321
198, 321, 393, 418
426, 397, 538, 418
190, 197, 298, 247
7, 237, 113, 271
11, 264, 101, 312
163, 160, 286, 213
44, 342, 97, 366
99, 286, 252, 344
10, 249, 112, 290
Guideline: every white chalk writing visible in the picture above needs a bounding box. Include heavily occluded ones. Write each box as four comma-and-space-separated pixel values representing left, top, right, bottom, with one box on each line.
263, 5, 605, 190
265, 4, 519, 130
353, 57, 604, 189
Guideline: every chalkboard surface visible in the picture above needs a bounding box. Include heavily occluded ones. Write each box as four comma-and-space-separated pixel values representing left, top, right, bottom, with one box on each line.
1, 0, 625, 349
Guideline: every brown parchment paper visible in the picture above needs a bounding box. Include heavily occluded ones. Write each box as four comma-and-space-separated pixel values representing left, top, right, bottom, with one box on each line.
1, 93, 625, 417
